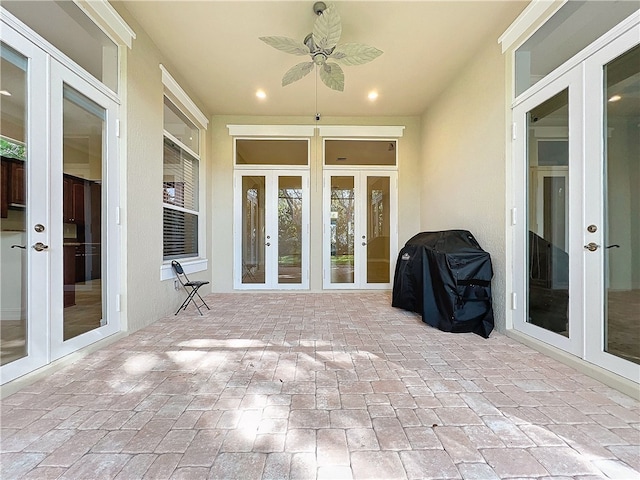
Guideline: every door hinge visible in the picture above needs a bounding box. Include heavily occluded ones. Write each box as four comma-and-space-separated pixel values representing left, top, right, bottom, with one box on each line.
115, 206, 121, 225
511, 122, 517, 141
116, 119, 121, 138
511, 292, 517, 310
116, 294, 121, 312
511, 207, 517, 226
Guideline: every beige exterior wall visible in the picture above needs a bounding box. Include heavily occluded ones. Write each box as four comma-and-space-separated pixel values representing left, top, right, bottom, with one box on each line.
113, 5, 212, 332
209, 115, 422, 292
420, 40, 509, 332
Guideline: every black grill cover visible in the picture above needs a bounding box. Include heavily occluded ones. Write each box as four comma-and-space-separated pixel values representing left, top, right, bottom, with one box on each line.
392, 230, 494, 338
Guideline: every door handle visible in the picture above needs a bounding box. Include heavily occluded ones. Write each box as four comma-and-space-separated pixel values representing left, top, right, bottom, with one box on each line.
11, 245, 26, 249
266, 242, 271, 247
584, 242, 600, 252
605, 244, 620, 249
32, 242, 49, 252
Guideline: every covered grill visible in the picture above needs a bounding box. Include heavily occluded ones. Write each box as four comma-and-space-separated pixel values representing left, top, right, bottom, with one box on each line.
392, 230, 494, 338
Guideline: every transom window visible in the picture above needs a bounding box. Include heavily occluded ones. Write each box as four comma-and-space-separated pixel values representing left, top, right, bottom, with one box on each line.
235, 139, 308, 166
324, 139, 397, 166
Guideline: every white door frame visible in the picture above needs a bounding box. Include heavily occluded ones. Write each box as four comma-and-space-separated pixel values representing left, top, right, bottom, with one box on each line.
323, 169, 398, 290
233, 168, 310, 290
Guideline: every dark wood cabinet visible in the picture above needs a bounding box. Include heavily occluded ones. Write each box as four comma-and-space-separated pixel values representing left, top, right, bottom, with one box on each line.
1, 158, 26, 217
63, 175, 86, 224
64, 245, 76, 307
1, 160, 8, 218
10, 161, 25, 206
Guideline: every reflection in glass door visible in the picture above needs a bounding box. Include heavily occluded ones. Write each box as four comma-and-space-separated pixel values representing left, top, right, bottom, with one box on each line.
324, 171, 397, 289
513, 65, 583, 357
0, 42, 28, 366
235, 171, 309, 289
527, 90, 570, 336
61, 85, 104, 341
241, 175, 265, 284
602, 45, 639, 365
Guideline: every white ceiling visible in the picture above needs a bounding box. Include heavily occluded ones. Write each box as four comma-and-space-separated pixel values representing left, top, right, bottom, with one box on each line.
117, 0, 529, 118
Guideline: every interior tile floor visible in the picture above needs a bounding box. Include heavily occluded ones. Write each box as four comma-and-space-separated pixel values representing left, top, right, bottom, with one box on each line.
1, 292, 639, 479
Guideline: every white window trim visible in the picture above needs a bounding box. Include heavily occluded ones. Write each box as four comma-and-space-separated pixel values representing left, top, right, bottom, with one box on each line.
161, 65, 208, 129
498, 0, 566, 53
318, 125, 404, 138
160, 258, 208, 281
227, 125, 315, 137
161, 66, 208, 279
73, 0, 136, 49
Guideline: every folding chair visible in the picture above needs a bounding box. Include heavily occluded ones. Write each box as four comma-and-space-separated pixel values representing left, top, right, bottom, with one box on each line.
171, 260, 211, 315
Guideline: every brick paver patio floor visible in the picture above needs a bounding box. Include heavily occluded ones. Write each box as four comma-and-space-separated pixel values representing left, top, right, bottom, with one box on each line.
1, 292, 639, 479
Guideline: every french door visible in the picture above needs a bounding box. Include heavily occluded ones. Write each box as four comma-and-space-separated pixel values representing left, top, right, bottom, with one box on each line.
323, 170, 397, 289
234, 170, 309, 289
513, 27, 639, 381
583, 32, 639, 379
0, 23, 119, 384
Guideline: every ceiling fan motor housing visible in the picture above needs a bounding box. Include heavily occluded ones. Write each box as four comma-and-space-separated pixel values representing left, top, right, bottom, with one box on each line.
313, 2, 327, 16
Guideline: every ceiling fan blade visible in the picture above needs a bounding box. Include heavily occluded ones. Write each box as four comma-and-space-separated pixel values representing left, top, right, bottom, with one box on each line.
313, 4, 342, 51
282, 62, 315, 86
330, 43, 383, 66
319, 62, 344, 92
259, 36, 310, 56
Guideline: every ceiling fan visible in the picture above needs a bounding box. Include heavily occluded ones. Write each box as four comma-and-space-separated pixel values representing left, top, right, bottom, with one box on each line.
259, 2, 383, 92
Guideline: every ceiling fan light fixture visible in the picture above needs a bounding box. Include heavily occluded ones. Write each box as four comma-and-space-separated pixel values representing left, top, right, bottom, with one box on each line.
259, 3, 382, 92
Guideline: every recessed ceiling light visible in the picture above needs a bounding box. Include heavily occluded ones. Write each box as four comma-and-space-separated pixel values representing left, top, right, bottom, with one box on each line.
0, 90, 11, 96
608, 94, 622, 102
368, 91, 378, 101
256, 90, 266, 99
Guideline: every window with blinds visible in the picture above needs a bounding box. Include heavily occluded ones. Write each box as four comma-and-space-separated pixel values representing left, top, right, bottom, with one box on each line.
163, 98, 200, 260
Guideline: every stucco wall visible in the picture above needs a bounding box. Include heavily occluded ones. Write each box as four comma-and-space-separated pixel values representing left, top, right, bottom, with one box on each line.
114, 5, 211, 332
420, 41, 509, 332
209, 115, 422, 292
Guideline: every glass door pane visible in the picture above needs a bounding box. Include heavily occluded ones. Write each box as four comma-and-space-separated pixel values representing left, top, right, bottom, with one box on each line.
242, 176, 265, 284
62, 85, 105, 341
527, 89, 570, 336
330, 176, 355, 284
278, 176, 303, 284
366, 176, 390, 283
603, 45, 640, 364
0, 42, 27, 365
